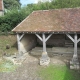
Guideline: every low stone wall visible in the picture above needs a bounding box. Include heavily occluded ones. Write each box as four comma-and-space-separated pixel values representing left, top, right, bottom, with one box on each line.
20, 34, 37, 53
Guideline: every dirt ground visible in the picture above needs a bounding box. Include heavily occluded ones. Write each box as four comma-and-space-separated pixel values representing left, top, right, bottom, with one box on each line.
0, 35, 79, 80
0, 54, 41, 80
0, 35, 65, 80
0, 52, 70, 80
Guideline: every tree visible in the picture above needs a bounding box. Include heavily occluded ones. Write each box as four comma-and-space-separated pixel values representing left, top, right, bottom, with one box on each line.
3, 0, 21, 10
51, 0, 80, 9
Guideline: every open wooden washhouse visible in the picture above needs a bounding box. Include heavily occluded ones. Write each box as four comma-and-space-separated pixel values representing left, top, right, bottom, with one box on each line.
12, 8, 80, 68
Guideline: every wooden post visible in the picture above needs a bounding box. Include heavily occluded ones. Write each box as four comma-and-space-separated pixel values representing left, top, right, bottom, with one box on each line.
71, 34, 78, 64
35, 33, 52, 52
17, 34, 20, 54
74, 34, 77, 57
35, 33, 53, 65
66, 34, 80, 69
42, 33, 46, 52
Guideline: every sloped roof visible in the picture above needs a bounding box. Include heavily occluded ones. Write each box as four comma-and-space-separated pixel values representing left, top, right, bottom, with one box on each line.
12, 8, 80, 33
0, 0, 3, 11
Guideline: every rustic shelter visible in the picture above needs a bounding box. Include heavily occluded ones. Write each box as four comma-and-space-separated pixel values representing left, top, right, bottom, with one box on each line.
12, 8, 80, 67
0, 0, 4, 16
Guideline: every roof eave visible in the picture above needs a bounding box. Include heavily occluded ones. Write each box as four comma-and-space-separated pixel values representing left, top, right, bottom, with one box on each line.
12, 31, 80, 34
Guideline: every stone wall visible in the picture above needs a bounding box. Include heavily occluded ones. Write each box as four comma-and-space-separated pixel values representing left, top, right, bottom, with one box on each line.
20, 34, 37, 53
37, 34, 65, 47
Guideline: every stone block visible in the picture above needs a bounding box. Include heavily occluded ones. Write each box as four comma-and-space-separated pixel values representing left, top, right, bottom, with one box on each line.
70, 60, 80, 70
40, 56, 50, 66
70, 65, 75, 69
40, 52, 50, 66
76, 65, 80, 69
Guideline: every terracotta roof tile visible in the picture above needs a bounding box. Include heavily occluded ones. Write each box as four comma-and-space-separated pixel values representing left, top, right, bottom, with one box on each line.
0, 0, 3, 11
12, 8, 80, 33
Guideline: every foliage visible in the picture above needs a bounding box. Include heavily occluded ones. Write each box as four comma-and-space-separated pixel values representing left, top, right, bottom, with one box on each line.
0, 9, 27, 32
38, 65, 80, 80
50, 0, 80, 9
3, 0, 21, 10
26, 0, 80, 11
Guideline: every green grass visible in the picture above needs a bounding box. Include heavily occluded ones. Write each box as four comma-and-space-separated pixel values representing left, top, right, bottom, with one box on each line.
0, 35, 17, 57
0, 59, 18, 72
38, 65, 80, 80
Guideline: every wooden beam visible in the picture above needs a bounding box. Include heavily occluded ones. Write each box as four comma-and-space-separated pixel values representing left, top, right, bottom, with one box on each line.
17, 34, 21, 54
43, 33, 46, 52
19, 34, 25, 41
66, 34, 74, 42
35, 34, 43, 42
45, 33, 53, 42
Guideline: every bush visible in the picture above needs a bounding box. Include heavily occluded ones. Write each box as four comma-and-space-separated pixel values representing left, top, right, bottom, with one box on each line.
0, 23, 11, 32
0, 9, 27, 32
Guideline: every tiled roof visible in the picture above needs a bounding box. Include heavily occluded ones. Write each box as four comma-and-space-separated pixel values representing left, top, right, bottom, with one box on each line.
12, 8, 80, 33
0, 0, 3, 11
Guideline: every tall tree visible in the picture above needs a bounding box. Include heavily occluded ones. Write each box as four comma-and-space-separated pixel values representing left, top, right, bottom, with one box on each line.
3, 0, 21, 10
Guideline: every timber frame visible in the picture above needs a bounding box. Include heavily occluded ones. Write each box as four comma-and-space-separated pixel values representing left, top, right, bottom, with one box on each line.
16, 32, 80, 67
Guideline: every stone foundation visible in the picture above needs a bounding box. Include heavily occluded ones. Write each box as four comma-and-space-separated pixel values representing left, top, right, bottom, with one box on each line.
70, 55, 80, 69
40, 52, 50, 66
3, 52, 29, 65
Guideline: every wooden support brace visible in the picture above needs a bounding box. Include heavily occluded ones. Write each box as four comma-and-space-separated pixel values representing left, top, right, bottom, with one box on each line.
45, 33, 53, 42
77, 38, 80, 43
66, 34, 74, 42
35, 34, 43, 42
19, 34, 25, 41
35, 33, 53, 52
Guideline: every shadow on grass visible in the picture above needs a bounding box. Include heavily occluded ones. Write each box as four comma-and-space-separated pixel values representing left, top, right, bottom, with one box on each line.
63, 66, 80, 80
37, 63, 80, 80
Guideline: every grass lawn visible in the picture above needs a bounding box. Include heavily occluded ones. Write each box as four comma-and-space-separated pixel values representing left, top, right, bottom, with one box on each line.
38, 65, 80, 80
